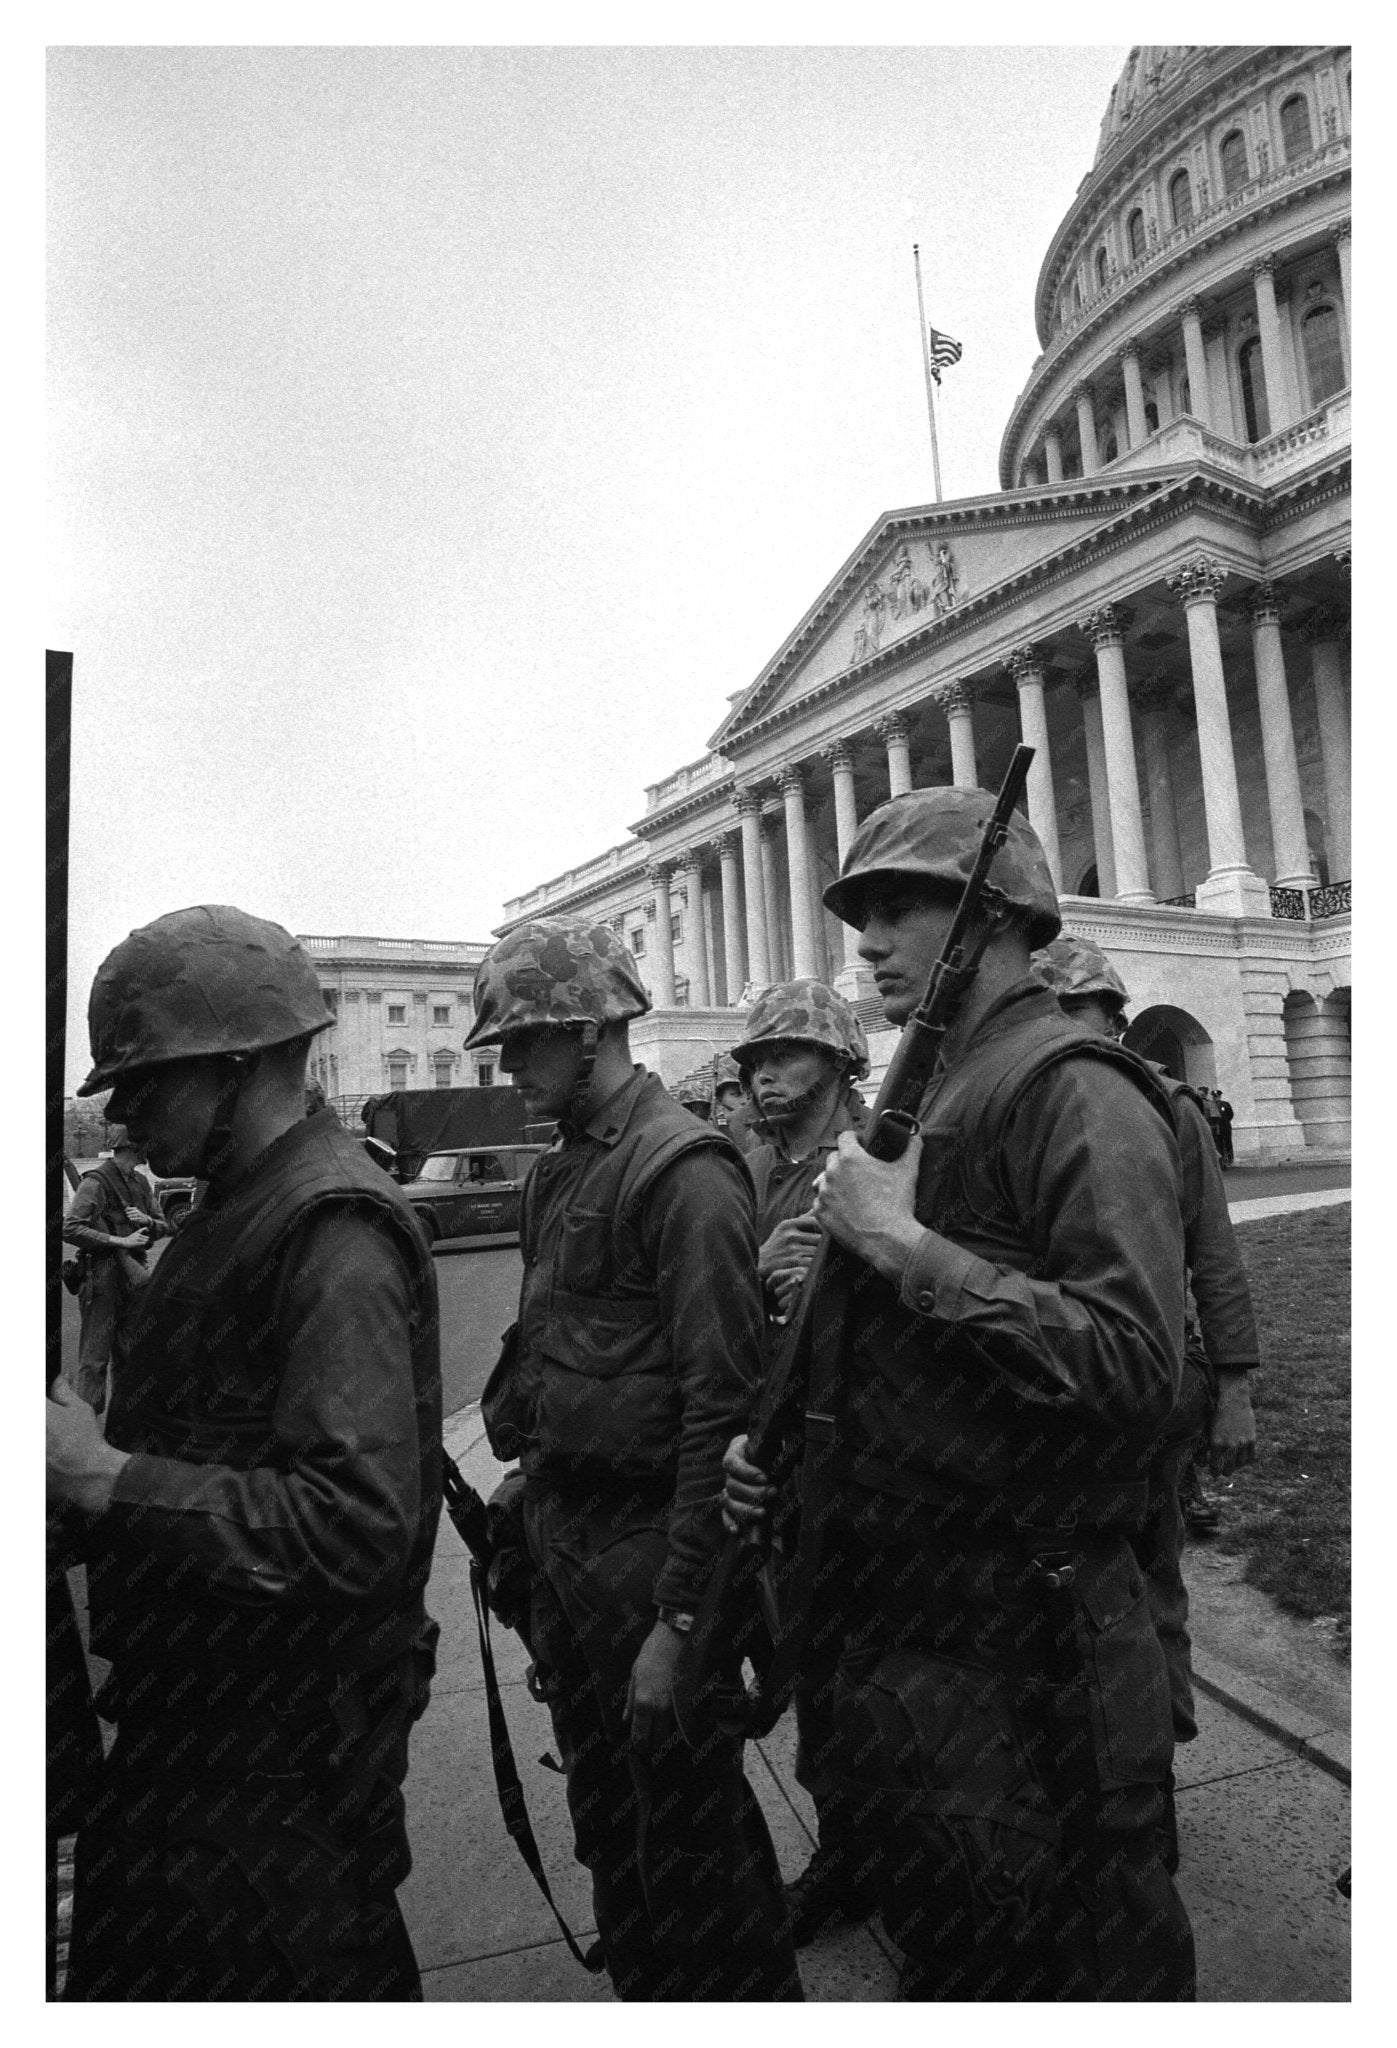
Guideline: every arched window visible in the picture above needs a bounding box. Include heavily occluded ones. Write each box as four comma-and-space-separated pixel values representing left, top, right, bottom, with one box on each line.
1095, 246, 1109, 288
1144, 399, 1159, 434
1280, 94, 1313, 162
1127, 208, 1146, 260
1077, 864, 1100, 898
1072, 279, 1082, 312
1302, 303, 1347, 404
1219, 129, 1249, 195
1238, 336, 1270, 442
1169, 169, 1193, 226
1101, 427, 1119, 464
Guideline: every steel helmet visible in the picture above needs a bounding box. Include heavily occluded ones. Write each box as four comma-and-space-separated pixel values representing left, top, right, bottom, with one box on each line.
731, 979, 871, 1082
465, 918, 651, 1048
103, 1122, 136, 1151
1031, 932, 1130, 1010
823, 786, 1061, 949
78, 906, 333, 1096
676, 1074, 712, 1105
712, 1052, 745, 1095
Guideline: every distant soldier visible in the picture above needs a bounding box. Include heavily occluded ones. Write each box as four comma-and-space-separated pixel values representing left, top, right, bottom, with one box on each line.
61, 1123, 172, 1413
675, 1073, 714, 1121
710, 1051, 751, 1144
48, 906, 442, 1999
1032, 932, 1259, 1858
730, 980, 876, 1943
467, 918, 801, 2001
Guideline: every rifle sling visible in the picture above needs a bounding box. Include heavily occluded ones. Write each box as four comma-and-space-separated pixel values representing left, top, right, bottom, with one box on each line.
441, 1454, 605, 1974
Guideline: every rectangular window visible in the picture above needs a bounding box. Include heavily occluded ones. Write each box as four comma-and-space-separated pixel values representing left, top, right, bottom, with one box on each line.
631, 928, 646, 957
432, 1004, 451, 1024
387, 1003, 406, 1024
388, 1061, 408, 1089
434, 1062, 453, 1089
671, 914, 683, 943
477, 1063, 495, 1087
645, 902, 657, 921
322, 988, 338, 1015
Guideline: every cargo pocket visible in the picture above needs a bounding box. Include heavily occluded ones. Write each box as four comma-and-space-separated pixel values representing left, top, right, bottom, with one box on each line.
1079, 1547, 1174, 1788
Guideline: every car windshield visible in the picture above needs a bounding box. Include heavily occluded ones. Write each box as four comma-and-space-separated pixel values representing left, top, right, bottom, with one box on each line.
417, 1154, 461, 1182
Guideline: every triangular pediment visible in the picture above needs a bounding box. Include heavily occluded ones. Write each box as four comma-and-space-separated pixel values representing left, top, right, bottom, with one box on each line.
712, 475, 1181, 748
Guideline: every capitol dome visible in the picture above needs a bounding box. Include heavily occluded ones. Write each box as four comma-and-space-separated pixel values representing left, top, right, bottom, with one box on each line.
1093, 48, 1209, 167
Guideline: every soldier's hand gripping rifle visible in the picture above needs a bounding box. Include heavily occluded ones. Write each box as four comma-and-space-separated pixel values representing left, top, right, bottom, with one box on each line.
672, 745, 1036, 1748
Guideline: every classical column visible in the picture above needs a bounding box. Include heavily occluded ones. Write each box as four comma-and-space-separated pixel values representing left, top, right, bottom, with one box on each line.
1135, 677, 1185, 900
1008, 645, 1062, 887
646, 862, 676, 1006
1177, 296, 1211, 426
1202, 317, 1236, 439
1300, 607, 1351, 878
875, 712, 912, 796
779, 766, 819, 978
715, 832, 745, 1002
734, 787, 771, 990
678, 855, 711, 1005
1073, 674, 1117, 898
1251, 257, 1295, 433
701, 878, 721, 1004
1121, 344, 1148, 449
1332, 220, 1352, 348
1073, 383, 1100, 475
759, 814, 786, 981
822, 740, 862, 967
1079, 605, 1154, 902
934, 682, 978, 788
1166, 556, 1270, 913
1044, 428, 1064, 484
1247, 584, 1316, 888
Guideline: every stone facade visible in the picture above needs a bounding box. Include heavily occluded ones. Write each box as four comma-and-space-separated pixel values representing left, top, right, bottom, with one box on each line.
499, 46, 1352, 1158
298, 934, 492, 1113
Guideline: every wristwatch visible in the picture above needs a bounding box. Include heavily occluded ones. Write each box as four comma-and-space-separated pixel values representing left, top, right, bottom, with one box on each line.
656, 1606, 695, 1634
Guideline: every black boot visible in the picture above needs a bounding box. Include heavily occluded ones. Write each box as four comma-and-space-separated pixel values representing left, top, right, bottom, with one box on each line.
784, 1843, 877, 1948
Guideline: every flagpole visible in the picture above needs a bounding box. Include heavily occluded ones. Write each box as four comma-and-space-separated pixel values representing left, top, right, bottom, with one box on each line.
912, 242, 943, 503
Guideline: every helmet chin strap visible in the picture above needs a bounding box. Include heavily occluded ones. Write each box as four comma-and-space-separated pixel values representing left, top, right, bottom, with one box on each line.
195, 1052, 255, 1183
565, 1020, 600, 1126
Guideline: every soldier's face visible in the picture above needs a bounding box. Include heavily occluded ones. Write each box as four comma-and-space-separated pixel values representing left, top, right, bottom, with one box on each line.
747, 1042, 840, 1123
856, 886, 959, 1024
107, 1057, 231, 1177
498, 1026, 586, 1118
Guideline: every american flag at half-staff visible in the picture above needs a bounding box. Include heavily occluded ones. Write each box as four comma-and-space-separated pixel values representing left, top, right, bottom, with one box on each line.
927, 326, 963, 384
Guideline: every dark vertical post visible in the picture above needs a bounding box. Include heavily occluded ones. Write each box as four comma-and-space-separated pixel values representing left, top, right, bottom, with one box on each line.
46, 650, 99, 1999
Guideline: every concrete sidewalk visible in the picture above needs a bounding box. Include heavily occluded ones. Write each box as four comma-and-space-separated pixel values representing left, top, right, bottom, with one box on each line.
401, 1406, 1351, 2003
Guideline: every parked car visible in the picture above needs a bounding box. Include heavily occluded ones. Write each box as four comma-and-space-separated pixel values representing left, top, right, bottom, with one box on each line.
153, 1176, 199, 1225
400, 1145, 545, 1245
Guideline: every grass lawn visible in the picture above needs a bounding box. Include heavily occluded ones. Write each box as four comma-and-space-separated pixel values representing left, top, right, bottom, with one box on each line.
1211, 1203, 1350, 1653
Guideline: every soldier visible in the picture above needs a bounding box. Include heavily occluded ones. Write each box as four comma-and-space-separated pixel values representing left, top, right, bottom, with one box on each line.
723, 787, 1196, 2001
47, 906, 442, 1999
710, 1052, 752, 1148
730, 981, 877, 1942
1031, 932, 1259, 1852
61, 1122, 173, 1413
467, 917, 802, 2002
675, 1073, 714, 1121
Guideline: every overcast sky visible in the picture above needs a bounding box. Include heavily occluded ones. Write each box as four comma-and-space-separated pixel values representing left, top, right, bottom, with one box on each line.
49, 41, 1131, 1089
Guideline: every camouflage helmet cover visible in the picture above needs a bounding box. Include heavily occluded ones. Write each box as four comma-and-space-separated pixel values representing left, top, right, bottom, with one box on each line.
103, 1122, 135, 1151
712, 1052, 745, 1093
1031, 932, 1131, 1009
676, 1074, 712, 1106
823, 786, 1061, 949
731, 978, 871, 1082
465, 917, 651, 1048
79, 905, 333, 1096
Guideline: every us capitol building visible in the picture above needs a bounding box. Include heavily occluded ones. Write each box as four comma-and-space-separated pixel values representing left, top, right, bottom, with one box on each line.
500, 44, 1351, 1162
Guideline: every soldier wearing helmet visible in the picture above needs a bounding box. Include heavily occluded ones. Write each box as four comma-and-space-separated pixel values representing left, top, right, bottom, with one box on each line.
723, 786, 1196, 1999
675, 1073, 714, 1120
729, 980, 876, 1943
48, 906, 442, 2001
1033, 931, 1260, 1863
60, 1121, 172, 1413
469, 917, 801, 2002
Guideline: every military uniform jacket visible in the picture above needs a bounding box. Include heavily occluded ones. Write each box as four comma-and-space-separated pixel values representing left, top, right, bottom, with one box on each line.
1148, 1067, 1259, 1369
491, 1066, 764, 1612
90, 1110, 443, 1725
838, 979, 1189, 1529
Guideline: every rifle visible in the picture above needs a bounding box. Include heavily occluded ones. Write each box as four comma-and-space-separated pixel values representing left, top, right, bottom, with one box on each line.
439, 1454, 604, 1973
672, 745, 1036, 1747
